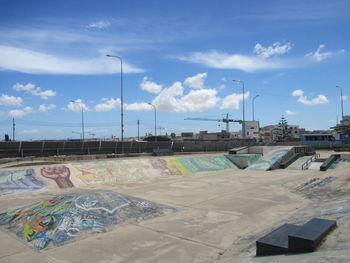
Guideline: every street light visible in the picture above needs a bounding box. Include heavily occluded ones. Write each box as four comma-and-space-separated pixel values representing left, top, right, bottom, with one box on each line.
148, 103, 157, 143
106, 54, 124, 154
71, 100, 85, 141
336, 85, 344, 120
232, 80, 246, 138
252, 94, 259, 121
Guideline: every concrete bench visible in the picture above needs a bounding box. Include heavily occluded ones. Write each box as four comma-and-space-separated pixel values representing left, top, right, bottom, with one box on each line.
288, 218, 337, 253
256, 218, 336, 256
256, 224, 300, 256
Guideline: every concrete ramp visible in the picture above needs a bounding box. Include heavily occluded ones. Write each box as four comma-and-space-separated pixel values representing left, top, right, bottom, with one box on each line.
246, 147, 291, 170
0, 154, 238, 196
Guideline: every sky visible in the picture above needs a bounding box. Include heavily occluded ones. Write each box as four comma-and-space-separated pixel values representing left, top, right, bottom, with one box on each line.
0, 0, 349, 140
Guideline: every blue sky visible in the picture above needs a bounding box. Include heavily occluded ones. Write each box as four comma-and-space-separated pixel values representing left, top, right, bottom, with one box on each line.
0, 0, 349, 140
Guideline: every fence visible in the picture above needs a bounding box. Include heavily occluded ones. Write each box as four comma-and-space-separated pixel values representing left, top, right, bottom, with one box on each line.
0, 139, 258, 158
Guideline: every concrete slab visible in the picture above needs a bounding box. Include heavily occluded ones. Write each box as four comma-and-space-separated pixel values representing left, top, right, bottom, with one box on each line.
45, 224, 222, 263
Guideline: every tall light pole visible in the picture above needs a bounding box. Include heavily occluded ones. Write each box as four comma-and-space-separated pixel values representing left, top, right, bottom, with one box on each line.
71, 100, 85, 141
233, 80, 246, 138
336, 85, 344, 120
252, 94, 259, 121
106, 54, 124, 154
148, 103, 157, 143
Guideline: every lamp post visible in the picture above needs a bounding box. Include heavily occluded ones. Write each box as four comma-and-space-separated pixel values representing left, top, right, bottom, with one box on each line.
106, 54, 124, 154
336, 85, 344, 120
148, 103, 157, 143
252, 94, 259, 121
71, 100, 85, 141
233, 80, 245, 138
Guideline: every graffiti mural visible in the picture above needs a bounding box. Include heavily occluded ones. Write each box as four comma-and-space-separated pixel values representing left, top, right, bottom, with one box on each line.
0, 169, 45, 195
0, 190, 176, 250
40, 166, 74, 188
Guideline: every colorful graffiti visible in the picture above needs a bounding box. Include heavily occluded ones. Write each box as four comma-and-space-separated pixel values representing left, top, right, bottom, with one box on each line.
0, 169, 45, 195
40, 166, 74, 188
0, 190, 176, 250
0, 155, 239, 195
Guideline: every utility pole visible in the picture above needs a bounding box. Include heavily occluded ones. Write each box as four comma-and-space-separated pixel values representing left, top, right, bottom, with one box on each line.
12, 118, 15, 141
137, 120, 140, 140
336, 86, 344, 120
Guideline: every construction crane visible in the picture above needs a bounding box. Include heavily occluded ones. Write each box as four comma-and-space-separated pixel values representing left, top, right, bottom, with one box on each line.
184, 113, 242, 132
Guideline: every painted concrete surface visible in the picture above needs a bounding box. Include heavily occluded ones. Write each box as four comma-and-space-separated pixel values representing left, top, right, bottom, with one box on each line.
0, 154, 238, 196
0, 190, 176, 250
0, 150, 350, 262
246, 149, 289, 170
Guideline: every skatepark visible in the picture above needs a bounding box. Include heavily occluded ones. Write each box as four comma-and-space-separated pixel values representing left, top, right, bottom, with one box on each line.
1, 147, 350, 262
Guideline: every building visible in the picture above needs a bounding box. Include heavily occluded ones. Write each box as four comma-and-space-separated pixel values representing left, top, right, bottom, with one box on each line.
243, 121, 260, 139
332, 115, 350, 134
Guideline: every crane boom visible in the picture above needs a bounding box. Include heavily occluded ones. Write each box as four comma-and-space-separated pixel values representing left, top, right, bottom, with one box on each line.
184, 114, 242, 132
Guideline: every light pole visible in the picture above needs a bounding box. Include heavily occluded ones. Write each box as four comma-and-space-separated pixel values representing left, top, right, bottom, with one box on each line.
233, 80, 245, 138
148, 103, 157, 143
252, 94, 259, 121
336, 85, 344, 120
106, 54, 124, 154
71, 100, 85, 141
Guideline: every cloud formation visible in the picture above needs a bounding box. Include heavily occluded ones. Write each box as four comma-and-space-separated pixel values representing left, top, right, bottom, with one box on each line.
305, 44, 345, 62
184, 73, 207, 89
286, 110, 298, 115
13, 83, 56, 99
253, 42, 292, 59
0, 46, 143, 75
38, 104, 56, 112
140, 77, 162, 94
86, 21, 111, 29
178, 50, 288, 73
292, 89, 329, 105
220, 92, 250, 110
0, 94, 23, 106
94, 98, 120, 112
66, 99, 89, 112
9, 106, 34, 118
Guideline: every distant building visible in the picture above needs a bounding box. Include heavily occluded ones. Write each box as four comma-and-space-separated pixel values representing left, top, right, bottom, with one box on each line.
243, 121, 260, 139
331, 115, 350, 134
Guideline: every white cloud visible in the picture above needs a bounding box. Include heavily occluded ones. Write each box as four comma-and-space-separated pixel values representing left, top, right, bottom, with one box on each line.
253, 42, 292, 59
9, 106, 34, 118
292, 89, 304, 96
152, 81, 184, 112
12, 83, 56, 99
19, 129, 39, 134
292, 89, 329, 105
66, 99, 89, 112
305, 44, 345, 62
297, 94, 329, 105
220, 92, 250, 110
94, 98, 120, 112
178, 89, 218, 112
341, 95, 348, 101
0, 94, 23, 106
140, 80, 219, 112
86, 21, 111, 29
125, 102, 152, 111
38, 104, 56, 112
0, 45, 143, 75
286, 110, 298, 115
179, 50, 288, 73
184, 73, 207, 89
140, 76, 162, 94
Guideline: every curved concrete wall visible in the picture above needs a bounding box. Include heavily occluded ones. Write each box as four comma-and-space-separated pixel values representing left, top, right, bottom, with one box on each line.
0, 155, 238, 196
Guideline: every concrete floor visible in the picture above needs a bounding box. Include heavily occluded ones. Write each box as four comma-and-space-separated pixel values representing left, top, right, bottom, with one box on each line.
1, 152, 350, 262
